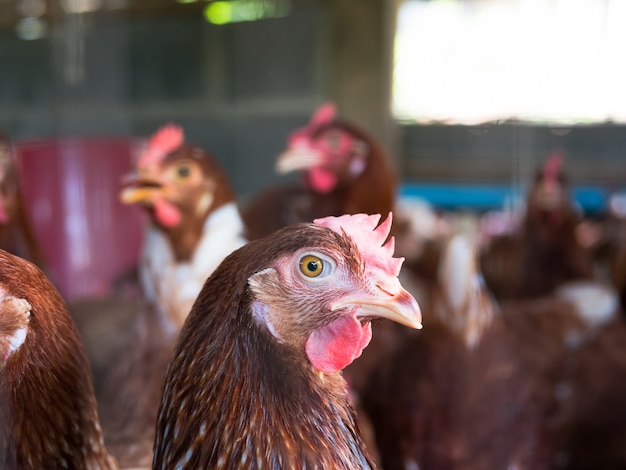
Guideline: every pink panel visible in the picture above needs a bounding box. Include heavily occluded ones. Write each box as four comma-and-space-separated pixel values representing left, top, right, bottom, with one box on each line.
14, 137, 146, 300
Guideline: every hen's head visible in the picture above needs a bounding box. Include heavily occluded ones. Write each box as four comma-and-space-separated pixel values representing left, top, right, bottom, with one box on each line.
527, 149, 572, 228
120, 124, 234, 230
275, 103, 370, 194
246, 212, 422, 373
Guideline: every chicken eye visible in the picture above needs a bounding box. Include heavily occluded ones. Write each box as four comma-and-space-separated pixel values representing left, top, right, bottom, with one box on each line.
325, 131, 342, 149
176, 164, 191, 178
300, 255, 325, 278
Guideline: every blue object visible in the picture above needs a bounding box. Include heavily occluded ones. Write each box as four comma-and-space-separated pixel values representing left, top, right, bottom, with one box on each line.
399, 183, 610, 214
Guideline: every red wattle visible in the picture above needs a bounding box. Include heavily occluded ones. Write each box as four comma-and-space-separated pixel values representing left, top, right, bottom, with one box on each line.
305, 314, 372, 374
307, 167, 338, 194
154, 197, 182, 228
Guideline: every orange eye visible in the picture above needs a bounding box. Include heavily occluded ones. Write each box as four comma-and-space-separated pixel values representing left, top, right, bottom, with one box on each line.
300, 255, 324, 278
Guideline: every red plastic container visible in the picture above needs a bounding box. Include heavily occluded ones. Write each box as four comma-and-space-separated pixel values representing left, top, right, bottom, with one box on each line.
15, 137, 146, 300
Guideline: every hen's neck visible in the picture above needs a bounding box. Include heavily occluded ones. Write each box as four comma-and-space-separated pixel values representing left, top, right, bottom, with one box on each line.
140, 202, 247, 330
154, 290, 373, 469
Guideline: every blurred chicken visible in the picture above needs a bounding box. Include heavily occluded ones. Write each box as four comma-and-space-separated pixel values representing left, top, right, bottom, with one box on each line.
0, 249, 117, 469
551, 312, 626, 470
363, 234, 572, 470
153, 213, 422, 469
242, 103, 396, 240
481, 149, 593, 299
97, 124, 247, 467
0, 133, 45, 268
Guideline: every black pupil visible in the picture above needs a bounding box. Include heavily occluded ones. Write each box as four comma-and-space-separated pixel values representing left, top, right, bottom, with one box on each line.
307, 260, 319, 272
178, 166, 190, 177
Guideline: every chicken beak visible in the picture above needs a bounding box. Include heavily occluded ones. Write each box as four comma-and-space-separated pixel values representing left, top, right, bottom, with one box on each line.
331, 285, 422, 330
275, 148, 325, 174
119, 170, 168, 205
120, 186, 159, 205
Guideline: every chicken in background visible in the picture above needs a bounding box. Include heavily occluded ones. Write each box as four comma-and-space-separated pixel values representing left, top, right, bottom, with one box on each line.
0, 249, 117, 469
119, 124, 247, 328
0, 133, 45, 269
481, 149, 593, 300
551, 309, 626, 470
153, 213, 422, 469
607, 192, 626, 311
363, 233, 570, 470
242, 103, 396, 240
95, 124, 247, 468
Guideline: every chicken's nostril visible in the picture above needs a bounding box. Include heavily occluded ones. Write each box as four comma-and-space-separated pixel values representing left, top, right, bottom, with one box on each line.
376, 280, 399, 297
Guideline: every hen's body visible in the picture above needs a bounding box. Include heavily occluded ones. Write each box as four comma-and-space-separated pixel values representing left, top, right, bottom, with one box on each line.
364, 236, 562, 470
0, 249, 116, 469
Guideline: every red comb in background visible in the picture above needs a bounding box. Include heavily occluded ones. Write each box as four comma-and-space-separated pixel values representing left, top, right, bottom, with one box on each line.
138, 124, 184, 168
309, 102, 337, 128
543, 149, 565, 183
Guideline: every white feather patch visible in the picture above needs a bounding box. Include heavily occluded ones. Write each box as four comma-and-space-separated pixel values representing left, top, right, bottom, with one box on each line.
440, 235, 474, 311
7, 327, 28, 355
0, 294, 31, 358
141, 202, 247, 327
251, 299, 281, 340
556, 281, 618, 328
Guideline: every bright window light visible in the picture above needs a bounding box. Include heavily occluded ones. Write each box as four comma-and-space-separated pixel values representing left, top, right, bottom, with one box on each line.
393, 0, 626, 125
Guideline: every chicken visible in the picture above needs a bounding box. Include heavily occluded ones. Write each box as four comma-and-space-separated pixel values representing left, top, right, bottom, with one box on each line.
363, 234, 568, 470
0, 133, 45, 268
96, 124, 247, 467
153, 213, 422, 469
242, 103, 397, 240
120, 123, 247, 328
552, 313, 626, 470
481, 149, 593, 300
612, 242, 626, 312
0, 249, 117, 469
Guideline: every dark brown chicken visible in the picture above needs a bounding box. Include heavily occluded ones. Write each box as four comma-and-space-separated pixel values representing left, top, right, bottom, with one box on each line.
0, 133, 45, 268
552, 312, 626, 470
153, 213, 422, 469
96, 124, 247, 467
0, 249, 117, 469
242, 103, 396, 240
481, 150, 593, 299
363, 234, 570, 470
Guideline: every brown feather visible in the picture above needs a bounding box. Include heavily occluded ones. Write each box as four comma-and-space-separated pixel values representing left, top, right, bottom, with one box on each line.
0, 249, 116, 469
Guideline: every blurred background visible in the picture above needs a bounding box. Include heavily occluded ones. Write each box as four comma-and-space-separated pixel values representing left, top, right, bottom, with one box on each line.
1, 0, 625, 296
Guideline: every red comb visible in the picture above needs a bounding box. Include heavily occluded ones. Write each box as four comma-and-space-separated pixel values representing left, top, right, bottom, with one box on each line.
138, 124, 184, 168
286, 103, 337, 149
543, 149, 565, 183
314, 212, 404, 277
309, 102, 337, 127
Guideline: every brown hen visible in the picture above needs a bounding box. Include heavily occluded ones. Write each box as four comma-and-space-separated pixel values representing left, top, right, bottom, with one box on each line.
153, 213, 421, 469
481, 150, 593, 300
0, 249, 117, 469
242, 103, 396, 240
